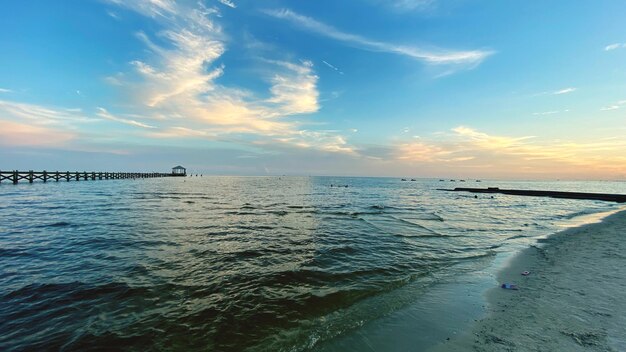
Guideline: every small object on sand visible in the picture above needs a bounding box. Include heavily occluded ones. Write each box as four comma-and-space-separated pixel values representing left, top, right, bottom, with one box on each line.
501, 283, 518, 290
521, 271, 530, 276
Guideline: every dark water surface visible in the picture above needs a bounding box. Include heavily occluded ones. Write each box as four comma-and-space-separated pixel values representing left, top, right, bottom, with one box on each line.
0, 177, 622, 351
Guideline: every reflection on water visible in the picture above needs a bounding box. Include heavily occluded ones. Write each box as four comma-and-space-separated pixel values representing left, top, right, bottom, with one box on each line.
0, 177, 621, 350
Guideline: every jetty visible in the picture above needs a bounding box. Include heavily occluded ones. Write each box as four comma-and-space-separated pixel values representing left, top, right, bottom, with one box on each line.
442, 187, 626, 203
0, 166, 187, 185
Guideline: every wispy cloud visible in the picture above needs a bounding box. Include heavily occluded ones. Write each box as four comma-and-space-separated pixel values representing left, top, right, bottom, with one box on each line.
0, 100, 93, 126
256, 130, 356, 154
106, 0, 177, 19
390, 0, 436, 11
104, 72, 125, 86
146, 126, 214, 138
105, 0, 353, 152
0, 88, 12, 93
263, 9, 493, 68
533, 109, 569, 116
96, 107, 156, 129
217, 0, 236, 9
107, 10, 120, 20
0, 100, 95, 147
265, 59, 320, 115
600, 99, 626, 111
552, 87, 576, 95
394, 126, 626, 176
321, 60, 344, 75
0, 120, 75, 147
604, 43, 626, 51
396, 140, 455, 162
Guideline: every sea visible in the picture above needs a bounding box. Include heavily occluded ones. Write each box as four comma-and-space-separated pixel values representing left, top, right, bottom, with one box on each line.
0, 177, 624, 351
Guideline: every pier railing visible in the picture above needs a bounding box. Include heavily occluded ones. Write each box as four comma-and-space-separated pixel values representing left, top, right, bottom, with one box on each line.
0, 170, 185, 184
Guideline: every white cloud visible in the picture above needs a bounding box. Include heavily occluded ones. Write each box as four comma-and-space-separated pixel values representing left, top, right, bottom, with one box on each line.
217, 0, 236, 9
0, 88, 12, 93
533, 109, 569, 116
265, 60, 319, 115
552, 87, 576, 95
105, 0, 354, 153
600, 99, 626, 111
107, 10, 120, 20
96, 107, 156, 129
604, 43, 626, 51
263, 9, 493, 67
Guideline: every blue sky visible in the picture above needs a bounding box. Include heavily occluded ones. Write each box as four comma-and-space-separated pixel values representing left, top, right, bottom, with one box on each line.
1, 0, 625, 179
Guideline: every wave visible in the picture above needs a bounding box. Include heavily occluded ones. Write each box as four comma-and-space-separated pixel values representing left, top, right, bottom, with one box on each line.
386, 216, 446, 236
38, 221, 74, 228
505, 234, 530, 241
559, 208, 604, 220
0, 247, 32, 259
451, 250, 498, 261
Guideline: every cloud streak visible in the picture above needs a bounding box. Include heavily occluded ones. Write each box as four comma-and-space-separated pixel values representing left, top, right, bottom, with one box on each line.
552, 87, 576, 95
390, 0, 436, 11
217, 0, 236, 9
0, 100, 92, 126
533, 109, 569, 116
96, 107, 156, 129
321, 60, 344, 75
600, 99, 626, 111
604, 43, 626, 51
263, 9, 493, 67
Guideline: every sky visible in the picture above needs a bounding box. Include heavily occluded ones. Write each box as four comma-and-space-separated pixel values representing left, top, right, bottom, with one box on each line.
1, 0, 625, 179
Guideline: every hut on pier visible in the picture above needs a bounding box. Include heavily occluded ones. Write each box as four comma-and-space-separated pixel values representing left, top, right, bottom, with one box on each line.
172, 165, 186, 176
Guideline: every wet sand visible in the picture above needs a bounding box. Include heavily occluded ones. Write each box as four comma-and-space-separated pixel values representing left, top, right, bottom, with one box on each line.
433, 210, 626, 351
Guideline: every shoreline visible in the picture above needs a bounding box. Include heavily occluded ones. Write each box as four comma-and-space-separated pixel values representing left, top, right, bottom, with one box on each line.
432, 209, 626, 351
314, 207, 625, 352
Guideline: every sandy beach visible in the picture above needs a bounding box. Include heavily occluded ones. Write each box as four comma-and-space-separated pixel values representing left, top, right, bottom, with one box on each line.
434, 210, 626, 351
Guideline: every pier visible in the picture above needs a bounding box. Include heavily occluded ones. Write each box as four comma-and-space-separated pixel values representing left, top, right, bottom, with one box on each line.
442, 187, 626, 203
0, 166, 187, 185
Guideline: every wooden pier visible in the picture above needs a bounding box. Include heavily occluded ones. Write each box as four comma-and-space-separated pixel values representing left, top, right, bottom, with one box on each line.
442, 187, 626, 203
0, 170, 186, 185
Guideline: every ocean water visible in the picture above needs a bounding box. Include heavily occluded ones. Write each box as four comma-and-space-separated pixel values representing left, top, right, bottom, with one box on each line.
0, 177, 623, 351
